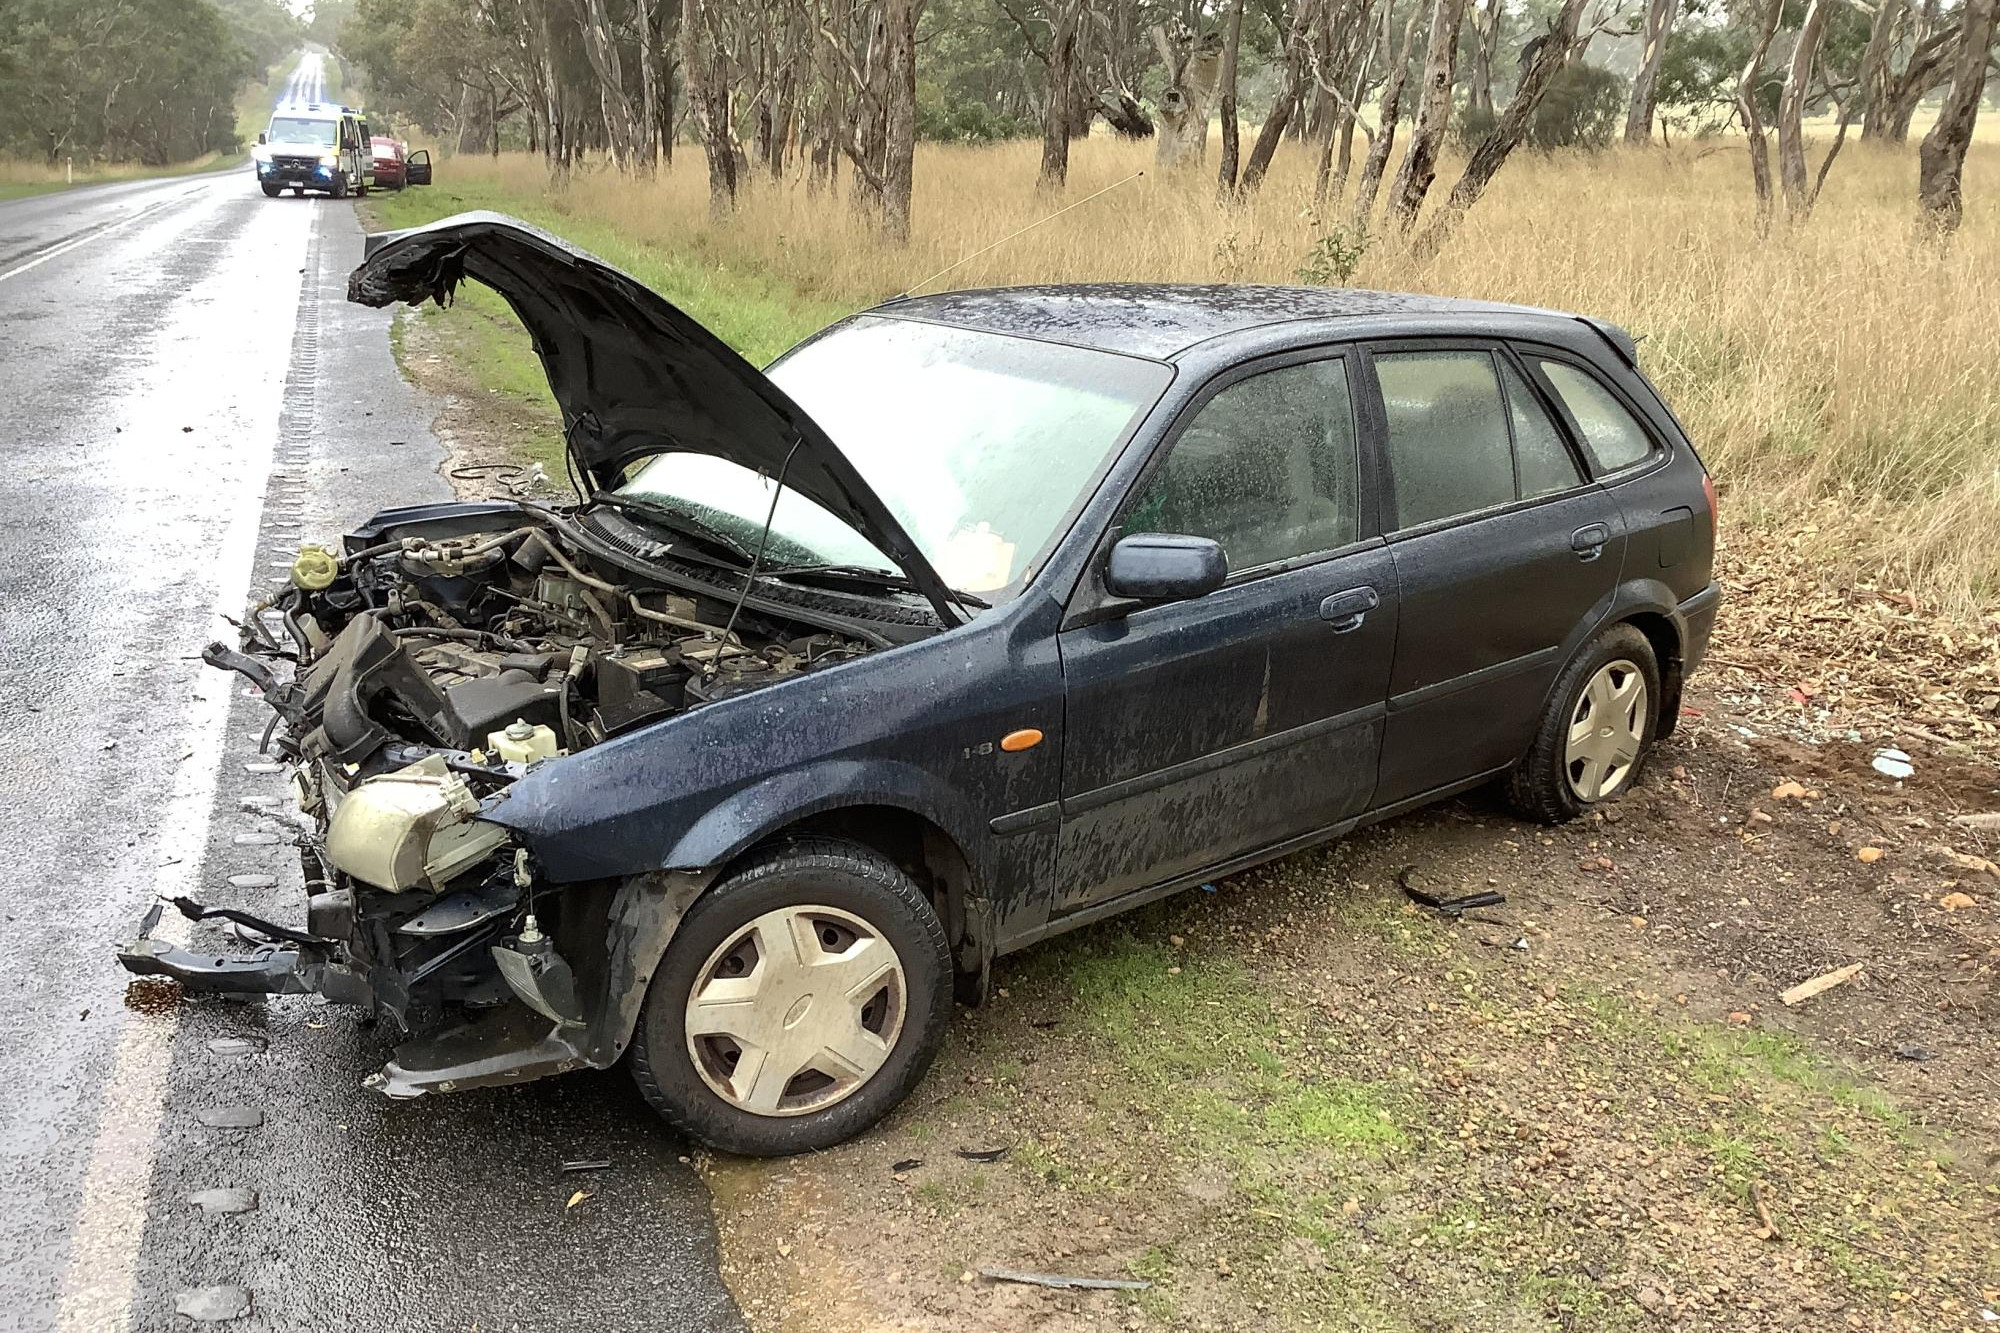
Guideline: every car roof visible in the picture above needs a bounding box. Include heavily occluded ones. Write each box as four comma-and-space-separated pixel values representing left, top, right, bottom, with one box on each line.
871, 283, 1584, 360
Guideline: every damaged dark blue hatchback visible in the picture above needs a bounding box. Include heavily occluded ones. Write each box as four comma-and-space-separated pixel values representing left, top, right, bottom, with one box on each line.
119, 212, 1718, 1156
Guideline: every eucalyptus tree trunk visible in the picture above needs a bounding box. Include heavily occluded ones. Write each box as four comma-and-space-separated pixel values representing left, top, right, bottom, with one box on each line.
1350, 9, 1420, 222
1385, 0, 1470, 231
1466, 0, 1502, 116
1776, 0, 1829, 218
1918, 0, 2000, 232
1735, 0, 1784, 234
1039, 0, 1085, 190
1623, 0, 1677, 143
879, 0, 919, 241
579, 0, 641, 168
1151, 24, 1224, 167
1216, 0, 1246, 195
1415, 0, 1587, 256
682, 0, 737, 214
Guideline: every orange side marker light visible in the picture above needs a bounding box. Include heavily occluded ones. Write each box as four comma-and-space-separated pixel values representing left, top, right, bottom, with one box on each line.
1000, 728, 1043, 753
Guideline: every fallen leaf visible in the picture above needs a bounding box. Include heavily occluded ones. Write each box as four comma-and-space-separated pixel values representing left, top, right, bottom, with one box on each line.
1728, 1011, 1753, 1026
1943, 849, 2000, 877
1748, 809, 1774, 825
1940, 892, 1978, 911
1857, 846, 1886, 863
1772, 781, 1811, 801
565, 1190, 589, 1210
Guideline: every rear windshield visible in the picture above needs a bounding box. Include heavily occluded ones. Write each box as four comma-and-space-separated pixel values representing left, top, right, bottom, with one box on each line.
268, 117, 338, 146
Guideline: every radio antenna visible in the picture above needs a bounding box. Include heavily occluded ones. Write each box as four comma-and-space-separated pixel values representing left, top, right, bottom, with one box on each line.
900, 169, 1146, 299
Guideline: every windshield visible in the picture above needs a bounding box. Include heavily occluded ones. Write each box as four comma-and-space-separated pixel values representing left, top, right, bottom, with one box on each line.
614, 317, 1170, 597
268, 117, 338, 146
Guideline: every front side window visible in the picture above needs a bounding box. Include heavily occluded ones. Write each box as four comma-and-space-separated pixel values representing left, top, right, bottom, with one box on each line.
1536, 360, 1654, 471
1120, 358, 1359, 572
618, 317, 1172, 597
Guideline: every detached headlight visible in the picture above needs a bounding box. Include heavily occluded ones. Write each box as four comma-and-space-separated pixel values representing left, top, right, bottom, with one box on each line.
323, 756, 508, 892
319, 152, 340, 167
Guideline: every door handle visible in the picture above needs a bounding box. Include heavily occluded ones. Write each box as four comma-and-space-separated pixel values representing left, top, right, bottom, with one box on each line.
1570, 523, 1610, 561
1319, 585, 1379, 633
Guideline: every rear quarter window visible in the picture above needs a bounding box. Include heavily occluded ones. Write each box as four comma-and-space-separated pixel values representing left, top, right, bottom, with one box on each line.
1535, 360, 1655, 472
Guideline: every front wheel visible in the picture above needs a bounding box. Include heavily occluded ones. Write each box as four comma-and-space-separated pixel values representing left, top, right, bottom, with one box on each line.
629, 836, 953, 1156
1505, 624, 1660, 824
331, 173, 349, 199
260, 182, 282, 197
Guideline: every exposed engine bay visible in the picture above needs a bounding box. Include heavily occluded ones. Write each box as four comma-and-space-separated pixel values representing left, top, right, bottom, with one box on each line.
120, 500, 915, 1094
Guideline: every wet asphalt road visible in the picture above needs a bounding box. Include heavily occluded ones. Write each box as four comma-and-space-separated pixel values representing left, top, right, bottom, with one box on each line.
0, 59, 745, 1333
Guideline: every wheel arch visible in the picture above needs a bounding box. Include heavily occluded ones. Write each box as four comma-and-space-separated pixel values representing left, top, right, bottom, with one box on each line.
1615, 608, 1684, 738
738, 805, 993, 1005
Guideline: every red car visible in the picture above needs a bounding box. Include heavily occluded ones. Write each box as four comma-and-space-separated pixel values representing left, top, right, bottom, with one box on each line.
369, 136, 407, 190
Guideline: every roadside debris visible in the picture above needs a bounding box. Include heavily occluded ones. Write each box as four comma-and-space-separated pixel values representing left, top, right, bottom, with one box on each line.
189, 1187, 257, 1215
560, 1159, 613, 1173
1770, 780, 1813, 801
956, 1146, 1009, 1163
1939, 891, 1979, 911
1748, 1182, 1783, 1240
195, 1107, 263, 1129
1780, 962, 1865, 1007
891, 1158, 923, 1173
174, 1287, 251, 1322
1870, 747, 1915, 780
1893, 1043, 1934, 1062
977, 1266, 1152, 1292
1856, 846, 1886, 863
1951, 812, 2000, 831
1397, 865, 1505, 915
564, 1190, 590, 1210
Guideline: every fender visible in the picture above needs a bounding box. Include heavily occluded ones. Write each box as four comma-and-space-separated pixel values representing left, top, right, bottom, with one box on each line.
1532, 574, 1689, 733
660, 756, 990, 879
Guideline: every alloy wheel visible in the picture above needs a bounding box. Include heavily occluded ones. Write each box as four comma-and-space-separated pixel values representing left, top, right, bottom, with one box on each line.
1564, 659, 1648, 801
683, 904, 907, 1117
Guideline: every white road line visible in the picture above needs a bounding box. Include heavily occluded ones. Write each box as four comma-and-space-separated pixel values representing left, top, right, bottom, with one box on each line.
52, 207, 316, 1333
0, 186, 210, 286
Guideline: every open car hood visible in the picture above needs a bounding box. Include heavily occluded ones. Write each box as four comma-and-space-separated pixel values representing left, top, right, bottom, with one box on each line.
346, 211, 961, 625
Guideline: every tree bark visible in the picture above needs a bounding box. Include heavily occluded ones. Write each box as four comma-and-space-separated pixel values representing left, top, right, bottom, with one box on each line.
879, 0, 921, 241
1736, 0, 1784, 235
1415, 0, 1588, 256
682, 0, 736, 214
1241, 0, 1315, 196
1467, 0, 1502, 115
1350, 9, 1420, 223
1385, 0, 1470, 232
1776, 0, 1829, 218
1039, 0, 1084, 189
579, 0, 641, 168
1854, 0, 1905, 138
1152, 25, 1224, 168
1623, 0, 1677, 143
1216, 0, 1246, 194
1918, 0, 1999, 231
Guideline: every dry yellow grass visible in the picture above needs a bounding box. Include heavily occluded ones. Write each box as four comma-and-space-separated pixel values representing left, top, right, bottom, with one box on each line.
453, 135, 2000, 612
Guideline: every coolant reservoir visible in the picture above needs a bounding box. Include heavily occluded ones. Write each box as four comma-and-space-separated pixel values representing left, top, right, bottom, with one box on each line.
488, 719, 561, 765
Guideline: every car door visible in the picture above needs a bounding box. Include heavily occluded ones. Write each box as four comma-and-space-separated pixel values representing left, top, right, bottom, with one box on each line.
1365, 342, 1627, 808
1052, 352, 1398, 914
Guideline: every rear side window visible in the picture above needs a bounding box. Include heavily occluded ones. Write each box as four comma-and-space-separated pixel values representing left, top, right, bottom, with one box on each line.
1122, 358, 1359, 572
1536, 360, 1654, 471
1501, 360, 1583, 499
1376, 351, 1515, 527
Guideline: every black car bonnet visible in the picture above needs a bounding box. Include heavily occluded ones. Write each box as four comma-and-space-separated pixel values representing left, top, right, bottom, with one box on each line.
346, 211, 960, 624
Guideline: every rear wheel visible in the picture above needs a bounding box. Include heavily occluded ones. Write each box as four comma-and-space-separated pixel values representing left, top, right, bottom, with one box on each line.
629, 836, 953, 1156
1505, 624, 1660, 823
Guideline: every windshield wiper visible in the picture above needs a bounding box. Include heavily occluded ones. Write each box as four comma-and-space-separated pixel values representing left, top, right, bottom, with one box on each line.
589, 494, 756, 565
772, 563, 990, 610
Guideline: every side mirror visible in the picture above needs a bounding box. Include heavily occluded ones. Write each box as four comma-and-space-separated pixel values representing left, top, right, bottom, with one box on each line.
256, 131, 266, 145
406, 149, 432, 186
1104, 533, 1227, 603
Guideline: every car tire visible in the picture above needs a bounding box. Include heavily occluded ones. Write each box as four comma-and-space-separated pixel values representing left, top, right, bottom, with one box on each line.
291, 187, 304, 196
629, 835, 953, 1156
331, 173, 348, 199
1505, 624, 1660, 825
260, 182, 282, 197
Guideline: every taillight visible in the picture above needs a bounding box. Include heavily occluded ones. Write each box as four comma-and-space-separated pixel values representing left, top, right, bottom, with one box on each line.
1701, 472, 1717, 529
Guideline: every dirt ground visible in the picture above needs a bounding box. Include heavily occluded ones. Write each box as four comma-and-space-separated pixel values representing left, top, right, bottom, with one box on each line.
391, 302, 2000, 1331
